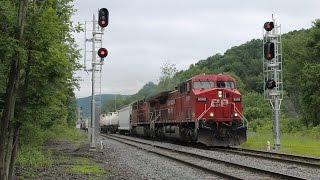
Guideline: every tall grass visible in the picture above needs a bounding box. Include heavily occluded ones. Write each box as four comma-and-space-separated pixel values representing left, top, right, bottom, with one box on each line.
280, 133, 320, 156
17, 126, 86, 168
242, 119, 320, 157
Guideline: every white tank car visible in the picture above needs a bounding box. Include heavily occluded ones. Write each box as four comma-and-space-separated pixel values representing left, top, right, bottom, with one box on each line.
110, 112, 119, 126
100, 113, 112, 127
100, 112, 119, 133
118, 104, 132, 134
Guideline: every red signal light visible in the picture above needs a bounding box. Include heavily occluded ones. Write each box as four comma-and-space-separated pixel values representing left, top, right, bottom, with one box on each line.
265, 79, 276, 89
98, 48, 108, 58
264, 22, 274, 31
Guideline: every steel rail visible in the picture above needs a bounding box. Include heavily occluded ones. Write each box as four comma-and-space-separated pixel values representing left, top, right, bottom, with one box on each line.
103, 134, 305, 180
102, 134, 240, 180
212, 147, 320, 169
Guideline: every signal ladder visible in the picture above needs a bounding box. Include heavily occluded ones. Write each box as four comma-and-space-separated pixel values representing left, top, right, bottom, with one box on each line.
84, 20, 104, 106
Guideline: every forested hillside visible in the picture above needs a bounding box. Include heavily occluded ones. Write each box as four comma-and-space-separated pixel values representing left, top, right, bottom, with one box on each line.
102, 20, 320, 129
0, 0, 80, 179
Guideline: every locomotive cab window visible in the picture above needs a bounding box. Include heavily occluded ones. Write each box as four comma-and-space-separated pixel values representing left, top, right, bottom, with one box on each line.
179, 84, 184, 93
178, 82, 190, 93
216, 81, 235, 89
133, 104, 137, 109
186, 81, 190, 92
193, 80, 214, 89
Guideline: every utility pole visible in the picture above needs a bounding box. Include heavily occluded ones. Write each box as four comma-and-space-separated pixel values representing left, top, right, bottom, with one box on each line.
114, 95, 117, 112
263, 15, 283, 149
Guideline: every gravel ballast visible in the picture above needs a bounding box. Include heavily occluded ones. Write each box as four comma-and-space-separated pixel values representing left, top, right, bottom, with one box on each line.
15, 133, 218, 179
102, 137, 219, 179
110, 134, 320, 180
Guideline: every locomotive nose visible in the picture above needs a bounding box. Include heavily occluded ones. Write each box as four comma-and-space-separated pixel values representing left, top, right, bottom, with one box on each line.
195, 88, 241, 122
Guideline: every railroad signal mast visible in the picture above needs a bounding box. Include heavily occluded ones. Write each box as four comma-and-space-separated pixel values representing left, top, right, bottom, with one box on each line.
84, 8, 109, 151
263, 15, 283, 149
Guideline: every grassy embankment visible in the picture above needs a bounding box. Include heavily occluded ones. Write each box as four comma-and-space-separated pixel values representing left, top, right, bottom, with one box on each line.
241, 118, 320, 157
17, 127, 106, 179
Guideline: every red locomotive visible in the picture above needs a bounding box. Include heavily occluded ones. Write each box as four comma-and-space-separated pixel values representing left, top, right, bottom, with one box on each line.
131, 73, 247, 146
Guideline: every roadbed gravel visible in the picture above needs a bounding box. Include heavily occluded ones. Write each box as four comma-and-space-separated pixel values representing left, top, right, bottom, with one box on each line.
102, 137, 219, 179
112, 134, 320, 180
15, 132, 219, 179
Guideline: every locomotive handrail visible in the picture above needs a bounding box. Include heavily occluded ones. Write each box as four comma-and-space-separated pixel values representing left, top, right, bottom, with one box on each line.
149, 110, 161, 122
149, 112, 154, 122
155, 111, 161, 121
196, 104, 213, 121
232, 103, 248, 128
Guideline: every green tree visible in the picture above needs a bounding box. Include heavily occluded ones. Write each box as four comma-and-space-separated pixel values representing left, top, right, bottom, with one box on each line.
307, 19, 320, 61
0, 0, 29, 179
242, 92, 271, 121
282, 29, 310, 114
158, 61, 178, 92
300, 63, 320, 126
136, 81, 158, 98
293, 20, 320, 126
0, 0, 81, 179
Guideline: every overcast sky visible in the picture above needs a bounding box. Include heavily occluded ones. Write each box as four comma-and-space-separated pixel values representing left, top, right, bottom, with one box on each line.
72, 0, 320, 98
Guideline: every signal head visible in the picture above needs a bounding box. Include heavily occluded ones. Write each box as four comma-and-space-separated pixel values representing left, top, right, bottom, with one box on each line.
98, 48, 108, 58
98, 8, 109, 28
264, 42, 275, 60
264, 22, 274, 31
265, 79, 276, 90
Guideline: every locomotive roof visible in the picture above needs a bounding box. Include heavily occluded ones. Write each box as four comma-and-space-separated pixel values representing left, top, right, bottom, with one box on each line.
136, 74, 236, 104
147, 91, 171, 102
187, 73, 236, 82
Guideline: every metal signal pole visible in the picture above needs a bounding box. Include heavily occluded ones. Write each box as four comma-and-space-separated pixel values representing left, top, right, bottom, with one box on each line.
263, 15, 283, 149
84, 9, 108, 150
90, 14, 97, 150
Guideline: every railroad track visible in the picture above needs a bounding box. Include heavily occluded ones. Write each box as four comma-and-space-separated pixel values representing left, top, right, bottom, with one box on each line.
211, 147, 320, 169
102, 134, 306, 180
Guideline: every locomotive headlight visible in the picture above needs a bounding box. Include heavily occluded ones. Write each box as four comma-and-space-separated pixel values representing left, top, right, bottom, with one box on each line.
209, 112, 214, 117
234, 113, 238, 117
218, 91, 223, 98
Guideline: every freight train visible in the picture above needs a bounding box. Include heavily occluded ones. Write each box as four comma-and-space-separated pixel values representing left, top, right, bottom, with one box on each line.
100, 74, 247, 146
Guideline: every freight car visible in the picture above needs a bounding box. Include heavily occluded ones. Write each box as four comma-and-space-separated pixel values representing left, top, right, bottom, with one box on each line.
118, 104, 132, 134
101, 74, 247, 146
100, 112, 119, 133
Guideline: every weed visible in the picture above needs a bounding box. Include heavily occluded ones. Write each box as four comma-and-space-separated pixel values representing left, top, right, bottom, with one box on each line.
70, 165, 106, 175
